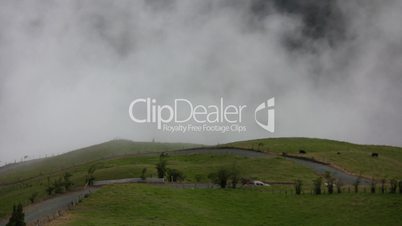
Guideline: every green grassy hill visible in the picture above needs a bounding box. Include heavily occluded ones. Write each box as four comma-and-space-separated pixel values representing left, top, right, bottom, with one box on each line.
0, 139, 199, 218
226, 137, 402, 179
1, 137, 401, 221
50, 184, 402, 226
0, 139, 198, 185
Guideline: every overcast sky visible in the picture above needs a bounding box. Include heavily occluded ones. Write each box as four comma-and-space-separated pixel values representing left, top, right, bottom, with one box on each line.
0, 0, 401, 164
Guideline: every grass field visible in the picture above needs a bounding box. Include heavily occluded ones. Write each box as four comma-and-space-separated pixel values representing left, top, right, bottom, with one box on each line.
1, 137, 401, 222
227, 137, 402, 179
0, 140, 199, 218
0, 139, 198, 184
50, 184, 402, 226
0, 146, 317, 218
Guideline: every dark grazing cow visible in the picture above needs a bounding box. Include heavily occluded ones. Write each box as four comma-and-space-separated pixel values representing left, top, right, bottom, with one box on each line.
371, 153, 379, 157
299, 150, 306, 154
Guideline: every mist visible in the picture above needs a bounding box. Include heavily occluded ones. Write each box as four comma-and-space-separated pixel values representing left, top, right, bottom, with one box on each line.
0, 0, 401, 164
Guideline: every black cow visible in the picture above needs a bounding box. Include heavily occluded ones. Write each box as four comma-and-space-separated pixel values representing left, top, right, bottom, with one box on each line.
299, 150, 306, 154
371, 153, 379, 157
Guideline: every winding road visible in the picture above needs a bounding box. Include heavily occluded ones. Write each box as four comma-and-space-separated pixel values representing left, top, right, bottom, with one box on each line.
0, 147, 368, 226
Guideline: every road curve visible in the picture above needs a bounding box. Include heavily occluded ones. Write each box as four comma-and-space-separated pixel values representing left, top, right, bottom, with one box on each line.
0, 147, 368, 225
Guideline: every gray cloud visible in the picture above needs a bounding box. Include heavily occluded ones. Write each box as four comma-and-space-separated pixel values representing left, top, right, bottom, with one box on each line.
0, 0, 401, 164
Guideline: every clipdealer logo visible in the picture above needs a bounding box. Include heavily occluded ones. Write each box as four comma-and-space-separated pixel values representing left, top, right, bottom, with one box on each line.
254, 97, 275, 133
128, 98, 274, 133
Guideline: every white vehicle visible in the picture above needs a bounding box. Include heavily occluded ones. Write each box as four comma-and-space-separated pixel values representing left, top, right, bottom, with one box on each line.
253, 180, 270, 186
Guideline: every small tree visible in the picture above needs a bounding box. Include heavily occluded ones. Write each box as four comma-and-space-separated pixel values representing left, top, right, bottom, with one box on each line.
209, 168, 231, 188
324, 172, 335, 194
370, 178, 376, 194
229, 165, 240, 189
156, 157, 168, 178
335, 179, 343, 194
380, 178, 386, 194
195, 174, 204, 183
54, 178, 64, 194
313, 177, 322, 195
63, 172, 73, 191
353, 176, 361, 193
46, 177, 54, 195
390, 178, 398, 193
140, 167, 147, 180
29, 192, 38, 204
85, 165, 97, 186
399, 180, 402, 194
258, 142, 264, 151
166, 168, 185, 182
294, 180, 303, 195
6, 203, 25, 226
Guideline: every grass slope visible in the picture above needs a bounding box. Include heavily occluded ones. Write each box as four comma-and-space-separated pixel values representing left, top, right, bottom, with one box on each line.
51, 184, 402, 226
226, 137, 402, 178
0, 140, 199, 218
2, 137, 401, 221
0, 139, 198, 184
0, 153, 318, 218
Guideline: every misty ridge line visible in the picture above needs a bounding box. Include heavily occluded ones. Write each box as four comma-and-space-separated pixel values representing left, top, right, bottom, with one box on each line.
0, 0, 401, 163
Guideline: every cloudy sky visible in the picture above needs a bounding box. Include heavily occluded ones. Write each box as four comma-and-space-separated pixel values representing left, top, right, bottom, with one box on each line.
0, 0, 401, 164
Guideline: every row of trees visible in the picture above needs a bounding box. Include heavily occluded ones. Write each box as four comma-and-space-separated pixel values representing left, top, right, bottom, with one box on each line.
154, 153, 243, 188
7, 171, 78, 226
45, 172, 73, 196
208, 166, 240, 188
295, 172, 402, 195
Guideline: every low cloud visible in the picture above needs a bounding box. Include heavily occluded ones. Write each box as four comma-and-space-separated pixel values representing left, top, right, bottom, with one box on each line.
0, 0, 401, 163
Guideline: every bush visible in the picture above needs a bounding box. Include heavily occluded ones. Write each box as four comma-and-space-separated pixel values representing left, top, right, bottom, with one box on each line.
324, 172, 335, 194
194, 174, 204, 183
399, 180, 402, 194
209, 168, 231, 188
54, 178, 65, 194
390, 178, 398, 193
140, 168, 147, 180
156, 157, 168, 178
380, 178, 386, 194
335, 179, 343, 194
313, 177, 322, 195
6, 203, 25, 226
63, 172, 73, 191
370, 178, 376, 194
29, 192, 38, 204
46, 177, 54, 195
208, 165, 243, 189
85, 165, 97, 186
229, 165, 240, 188
166, 168, 185, 182
294, 180, 303, 195
353, 176, 361, 193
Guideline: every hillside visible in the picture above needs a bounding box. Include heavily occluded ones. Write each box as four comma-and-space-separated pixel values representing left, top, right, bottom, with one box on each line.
226, 137, 402, 178
0, 139, 200, 218
0, 139, 198, 185
49, 184, 402, 226
1, 137, 401, 220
